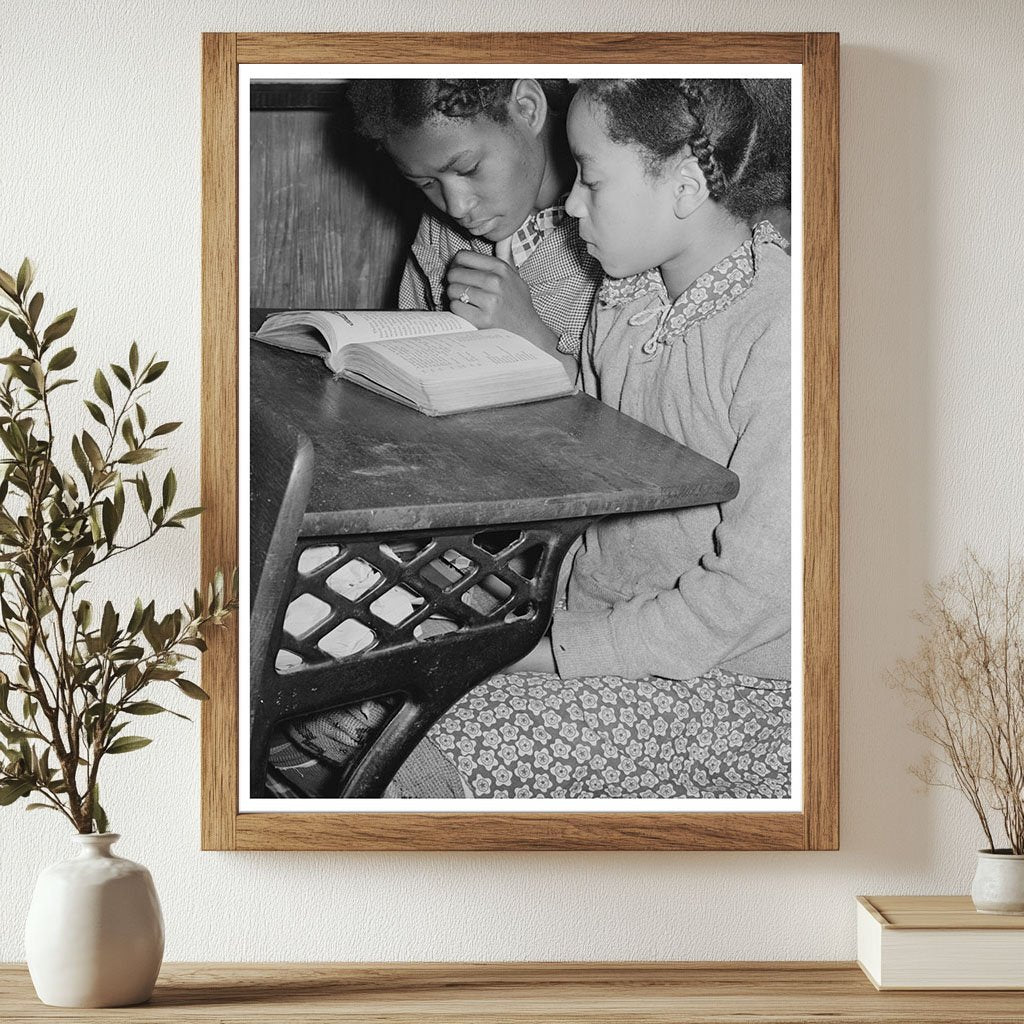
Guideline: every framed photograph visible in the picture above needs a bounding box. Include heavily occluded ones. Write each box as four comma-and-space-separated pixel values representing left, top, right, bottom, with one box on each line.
201, 32, 838, 851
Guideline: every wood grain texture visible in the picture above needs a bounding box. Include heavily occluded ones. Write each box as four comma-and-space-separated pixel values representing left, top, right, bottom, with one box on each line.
861, 896, 1024, 930
249, 110, 418, 309
200, 33, 239, 851
801, 33, 841, 852
3, 962, 1024, 1023
234, 810, 806, 853
236, 32, 807, 64
201, 32, 840, 851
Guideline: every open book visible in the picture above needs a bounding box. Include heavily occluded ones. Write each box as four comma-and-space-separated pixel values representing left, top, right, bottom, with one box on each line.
252, 310, 575, 417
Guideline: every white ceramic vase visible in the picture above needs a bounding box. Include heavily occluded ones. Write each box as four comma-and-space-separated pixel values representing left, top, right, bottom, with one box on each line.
24, 833, 164, 1007
971, 849, 1024, 915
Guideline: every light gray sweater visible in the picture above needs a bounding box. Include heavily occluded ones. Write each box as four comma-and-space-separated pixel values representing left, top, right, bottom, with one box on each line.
551, 229, 792, 682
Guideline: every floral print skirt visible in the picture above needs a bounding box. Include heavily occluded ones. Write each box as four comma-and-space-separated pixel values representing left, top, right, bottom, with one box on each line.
423, 667, 791, 800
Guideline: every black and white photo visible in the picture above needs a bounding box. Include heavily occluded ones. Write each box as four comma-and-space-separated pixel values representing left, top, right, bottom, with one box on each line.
243, 66, 803, 812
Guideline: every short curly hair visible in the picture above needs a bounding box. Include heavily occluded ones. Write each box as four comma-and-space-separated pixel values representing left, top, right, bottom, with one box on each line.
577, 79, 791, 221
347, 79, 572, 141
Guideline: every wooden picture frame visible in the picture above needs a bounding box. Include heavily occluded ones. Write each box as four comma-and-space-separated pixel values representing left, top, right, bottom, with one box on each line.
201, 32, 839, 851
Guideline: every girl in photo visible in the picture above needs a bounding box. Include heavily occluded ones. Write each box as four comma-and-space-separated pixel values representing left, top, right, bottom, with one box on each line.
549, 78, 793, 683
428, 78, 794, 799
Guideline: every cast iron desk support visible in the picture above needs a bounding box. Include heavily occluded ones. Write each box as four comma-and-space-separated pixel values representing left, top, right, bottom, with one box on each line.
249, 325, 739, 799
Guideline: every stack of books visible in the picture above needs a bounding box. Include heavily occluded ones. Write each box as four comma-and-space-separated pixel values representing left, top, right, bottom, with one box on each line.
857, 895, 1024, 989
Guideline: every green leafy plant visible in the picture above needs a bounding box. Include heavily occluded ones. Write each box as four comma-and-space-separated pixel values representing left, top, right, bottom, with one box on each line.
0, 259, 236, 833
895, 551, 1024, 853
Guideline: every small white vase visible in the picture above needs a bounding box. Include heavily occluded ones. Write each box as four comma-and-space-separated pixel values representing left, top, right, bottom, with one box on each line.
971, 849, 1024, 915
24, 833, 164, 1007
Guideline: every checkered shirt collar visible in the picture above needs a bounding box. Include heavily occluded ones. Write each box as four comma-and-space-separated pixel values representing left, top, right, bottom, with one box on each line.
507, 203, 566, 267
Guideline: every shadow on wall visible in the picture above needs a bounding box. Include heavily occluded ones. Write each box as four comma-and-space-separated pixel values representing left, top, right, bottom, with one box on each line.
838, 47, 942, 868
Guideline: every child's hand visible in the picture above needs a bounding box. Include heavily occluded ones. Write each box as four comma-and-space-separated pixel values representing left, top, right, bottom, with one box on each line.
445, 251, 557, 353
505, 635, 557, 675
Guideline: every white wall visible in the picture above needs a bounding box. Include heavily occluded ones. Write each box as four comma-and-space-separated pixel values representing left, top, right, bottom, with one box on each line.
2, 0, 1022, 962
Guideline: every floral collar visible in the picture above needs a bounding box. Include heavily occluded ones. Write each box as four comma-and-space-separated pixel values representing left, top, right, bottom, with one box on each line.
597, 220, 789, 352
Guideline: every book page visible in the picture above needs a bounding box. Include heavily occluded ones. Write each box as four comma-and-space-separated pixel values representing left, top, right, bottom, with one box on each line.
367, 329, 561, 382
328, 310, 475, 343
253, 310, 475, 371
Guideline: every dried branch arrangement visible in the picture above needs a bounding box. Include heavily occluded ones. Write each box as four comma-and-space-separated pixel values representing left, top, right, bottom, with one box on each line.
894, 551, 1024, 853
0, 259, 236, 833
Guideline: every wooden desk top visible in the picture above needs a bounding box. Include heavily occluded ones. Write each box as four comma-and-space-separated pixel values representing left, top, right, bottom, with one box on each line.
4, 962, 1024, 1022
249, 337, 739, 535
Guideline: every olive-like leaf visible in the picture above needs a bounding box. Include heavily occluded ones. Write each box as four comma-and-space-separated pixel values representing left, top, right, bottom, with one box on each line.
16, 258, 34, 298
124, 701, 167, 715
147, 666, 181, 680
48, 346, 76, 372
129, 341, 139, 375
71, 435, 92, 482
126, 598, 147, 635
117, 448, 158, 465
150, 421, 181, 438
121, 419, 137, 450
101, 499, 116, 547
76, 600, 93, 630
100, 601, 117, 646
136, 472, 152, 513
162, 468, 176, 509
27, 292, 43, 328
9, 317, 32, 345
113, 475, 125, 520
0, 779, 33, 805
83, 400, 106, 427
110, 644, 144, 662
0, 269, 18, 300
142, 360, 168, 383
81, 431, 104, 471
93, 369, 113, 409
169, 507, 202, 524
42, 308, 76, 344
92, 798, 109, 835
175, 679, 210, 701
105, 736, 152, 755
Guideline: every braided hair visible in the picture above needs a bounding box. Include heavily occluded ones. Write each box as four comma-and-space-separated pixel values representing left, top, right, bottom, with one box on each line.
577, 79, 790, 221
347, 79, 573, 141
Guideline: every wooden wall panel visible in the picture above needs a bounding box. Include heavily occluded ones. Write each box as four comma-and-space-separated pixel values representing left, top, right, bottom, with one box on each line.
200, 32, 239, 851
249, 105, 420, 309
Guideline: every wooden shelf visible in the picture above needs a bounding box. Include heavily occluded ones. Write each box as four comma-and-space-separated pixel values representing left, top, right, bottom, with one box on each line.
3, 962, 1024, 1022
